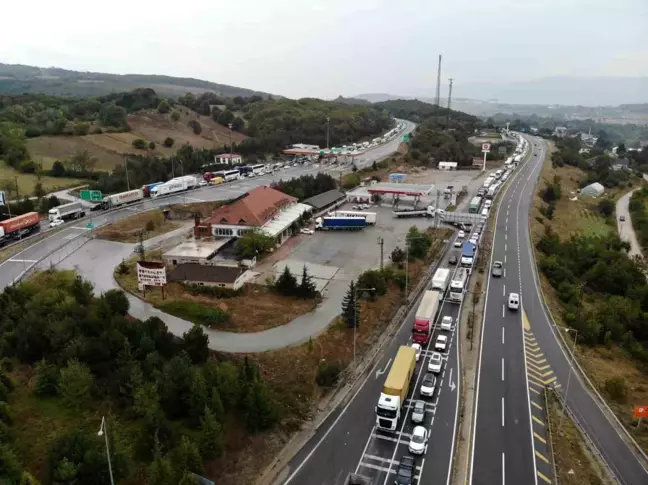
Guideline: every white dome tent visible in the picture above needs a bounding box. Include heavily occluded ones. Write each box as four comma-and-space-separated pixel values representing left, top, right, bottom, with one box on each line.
580, 182, 604, 197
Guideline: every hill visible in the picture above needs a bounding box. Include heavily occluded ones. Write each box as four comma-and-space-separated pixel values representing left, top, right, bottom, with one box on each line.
0, 62, 276, 99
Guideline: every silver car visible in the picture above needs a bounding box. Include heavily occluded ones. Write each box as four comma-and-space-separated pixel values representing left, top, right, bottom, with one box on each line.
411, 400, 426, 424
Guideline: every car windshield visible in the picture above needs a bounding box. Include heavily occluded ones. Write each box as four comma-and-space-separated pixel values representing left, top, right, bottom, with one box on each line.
415, 402, 425, 412
494, 262, 502, 268
412, 433, 425, 444
423, 375, 435, 386
397, 467, 412, 478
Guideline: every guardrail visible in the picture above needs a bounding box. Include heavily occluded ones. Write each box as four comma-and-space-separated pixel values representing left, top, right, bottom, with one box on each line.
548, 386, 620, 484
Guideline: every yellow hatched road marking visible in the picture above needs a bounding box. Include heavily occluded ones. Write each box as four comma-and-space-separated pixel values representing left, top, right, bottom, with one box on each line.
533, 416, 545, 426
537, 471, 552, 484
523, 311, 531, 330
535, 450, 550, 464
534, 432, 547, 444
543, 376, 558, 386
532, 401, 543, 411
527, 349, 544, 359
527, 357, 548, 366
528, 377, 546, 388
529, 386, 541, 394
528, 367, 554, 379
527, 361, 551, 372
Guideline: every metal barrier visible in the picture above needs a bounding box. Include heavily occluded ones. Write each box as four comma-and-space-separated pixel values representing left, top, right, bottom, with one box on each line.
543, 387, 560, 485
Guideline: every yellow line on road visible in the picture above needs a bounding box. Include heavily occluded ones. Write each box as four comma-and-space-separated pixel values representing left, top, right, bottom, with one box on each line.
532, 401, 543, 411
528, 367, 554, 379
527, 361, 551, 372
534, 432, 547, 444
535, 450, 550, 464
523, 310, 531, 330
526, 343, 541, 352
537, 471, 552, 484
543, 376, 558, 386
533, 416, 545, 426
527, 349, 544, 359
529, 386, 541, 394
527, 356, 547, 365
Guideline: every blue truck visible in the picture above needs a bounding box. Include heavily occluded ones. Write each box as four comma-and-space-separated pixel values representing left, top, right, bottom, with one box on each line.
315, 216, 367, 231
461, 242, 476, 267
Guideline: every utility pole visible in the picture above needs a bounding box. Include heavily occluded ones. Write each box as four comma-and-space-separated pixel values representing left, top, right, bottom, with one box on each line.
14, 176, 19, 200
446, 78, 454, 129
434, 54, 442, 107
377, 237, 384, 271
326, 116, 330, 150
228, 123, 233, 163
434, 190, 441, 228
124, 157, 130, 191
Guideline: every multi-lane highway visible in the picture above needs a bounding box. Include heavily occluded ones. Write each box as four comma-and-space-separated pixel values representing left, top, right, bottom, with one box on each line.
0, 120, 415, 291
471, 137, 648, 485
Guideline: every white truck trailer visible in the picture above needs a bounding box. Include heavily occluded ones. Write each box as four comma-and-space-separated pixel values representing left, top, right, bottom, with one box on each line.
102, 189, 144, 209
431, 268, 451, 293
48, 201, 85, 222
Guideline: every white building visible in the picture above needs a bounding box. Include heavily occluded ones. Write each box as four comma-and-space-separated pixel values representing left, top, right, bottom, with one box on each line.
215, 153, 243, 165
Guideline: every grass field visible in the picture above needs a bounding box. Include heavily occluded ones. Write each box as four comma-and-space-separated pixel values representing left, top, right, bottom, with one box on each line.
0, 161, 85, 199
26, 109, 248, 172
96, 210, 182, 243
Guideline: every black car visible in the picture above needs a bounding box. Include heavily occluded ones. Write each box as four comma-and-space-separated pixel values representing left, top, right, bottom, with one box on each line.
449, 253, 458, 265
394, 456, 415, 485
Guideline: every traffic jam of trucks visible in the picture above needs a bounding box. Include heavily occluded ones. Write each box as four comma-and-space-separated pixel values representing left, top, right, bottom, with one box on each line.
0, 212, 41, 247
356, 134, 529, 483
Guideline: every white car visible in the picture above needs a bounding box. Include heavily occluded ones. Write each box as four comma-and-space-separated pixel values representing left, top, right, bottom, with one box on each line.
300, 228, 314, 235
441, 316, 453, 331
412, 343, 422, 362
508, 293, 520, 311
199, 180, 208, 186
457, 230, 465, 239
49, 218, 64, 228
435, 335, 448, 352
408, 426, 429, 455
420, 373, 436, 397
427, 352, 442, 373
454, 240, 463, 248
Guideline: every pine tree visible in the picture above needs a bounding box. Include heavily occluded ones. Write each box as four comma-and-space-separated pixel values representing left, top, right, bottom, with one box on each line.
199, 406, 224, 459
147, 440, 174, 485
341, 281, 357, 328
274, 266, 298, 296
210, 387, 225, 421
298, 265, 317, 299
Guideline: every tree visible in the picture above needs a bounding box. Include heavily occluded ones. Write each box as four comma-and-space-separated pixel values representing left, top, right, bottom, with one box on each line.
372, 160, 378, 171
183, 325, 209, 364
34, 360, 60, 397
209, 387, 225, 421
149, 141, 156, 150
147, 441, 175, 485
217, 110, 235, 127
616, 143, 627, 156
51, 160, 66, 177
158, 352, 194, 419
33, 180, 45, 200
274, 266, 298, 296
341, 280, 358, 328
357, 269, 387, 298
133, 138, 148, 149
390, 246, 405, 268
73, 122, 90, 136
406, 226, 431, 260
170, 111, 181, 122
199, 406, 224, 459
188, 120, 202, 135
98, 103, 128, 128
231, 116, 245, 132
235, 230, 275, 259
163, 137, 174, 148
68, 150, 98, 174
598, 198, 615, 217
134, 381, 161, 419
59, 359, 94, 408
103, 289, 130, 316
157, 100, 171, 114
242, 379, 276, 432
298, 265, 318, 299
170, 436, 203, 477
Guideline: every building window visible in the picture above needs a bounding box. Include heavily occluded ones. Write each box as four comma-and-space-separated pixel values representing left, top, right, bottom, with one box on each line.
218, 284, 225, 287
214, 228, 233, 236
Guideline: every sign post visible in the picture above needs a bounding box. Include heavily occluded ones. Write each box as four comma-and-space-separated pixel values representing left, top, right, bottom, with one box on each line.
403, 134, 410, 142
80, 189, 103, 202
633, 405, 648, 427
0, 191, 5, 206
481, 143, 491, 171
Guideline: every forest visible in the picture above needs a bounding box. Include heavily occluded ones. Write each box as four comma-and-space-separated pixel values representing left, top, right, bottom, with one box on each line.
0, 270, 277, 484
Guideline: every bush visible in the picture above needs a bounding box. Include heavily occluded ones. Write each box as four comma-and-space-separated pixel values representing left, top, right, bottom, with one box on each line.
184, 284, 242, 298
132, 138, 148, 149
315, 362, 341, 387
159, 301, 230, 328
163, 137, 174, 148
145, 219, 156, 232
357, 269, 388, 298
604, 377, 627, 403
188, 120, 202, 135
171, 111, 181, 122
148, 141, 156, 150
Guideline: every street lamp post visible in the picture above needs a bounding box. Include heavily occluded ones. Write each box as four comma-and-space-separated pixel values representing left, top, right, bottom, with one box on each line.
326, 116, 330, 150
559, 327, 579, 433
354, 286, 375, 368
97, 416, 115, 485
228, 123, 233, 164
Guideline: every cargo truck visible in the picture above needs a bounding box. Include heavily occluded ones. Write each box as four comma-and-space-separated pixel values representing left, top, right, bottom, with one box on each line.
461, 242, 476, 267
412, 290, 442, 345
449, 268, 469, 302
393, 206, 441, 218
102, 189, 144, 209
376, 346, 417, 431
331, 210, 377, 225
315, 216, 367, 231
48, 202, 85, 222
0, 212, 41, 246
431, 268, 450, 293
150, 176, 197, 198
142, 182, 164, 197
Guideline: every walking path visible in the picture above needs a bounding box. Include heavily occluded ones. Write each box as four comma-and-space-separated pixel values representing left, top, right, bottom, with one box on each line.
616, 188, 643, 259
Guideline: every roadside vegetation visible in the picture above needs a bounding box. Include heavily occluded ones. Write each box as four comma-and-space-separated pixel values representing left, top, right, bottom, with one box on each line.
96, 210, 181, 243
0, 270, 278, 484
272, 173, 337, 201
628, 187, 648, 253
532, 138, 648, 452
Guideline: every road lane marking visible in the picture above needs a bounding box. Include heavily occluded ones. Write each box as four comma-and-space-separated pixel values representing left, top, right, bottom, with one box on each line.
502, 305, 505, 318
534, 432, 547, 445
502, 397, 505, 427
502, 452, 506, 485
535, 451, 550, 464
532, 416, 545, 426
537, 471, 552, 484
502, 327, 505, 344
8, 259, 37, 263
502, 358, 505, 381
532, 401, 543, 411
503, 285, 506, 296
529, 386, 541, 395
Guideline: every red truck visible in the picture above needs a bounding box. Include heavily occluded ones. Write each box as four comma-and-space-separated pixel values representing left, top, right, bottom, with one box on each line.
412, 290, 442, 344
0, 212, 41, 246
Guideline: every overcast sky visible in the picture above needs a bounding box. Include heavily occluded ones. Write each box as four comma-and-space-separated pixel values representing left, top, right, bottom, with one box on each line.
1, 0, 647, 101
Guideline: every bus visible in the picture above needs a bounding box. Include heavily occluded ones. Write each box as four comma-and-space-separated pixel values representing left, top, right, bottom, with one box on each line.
449, 268, 469, 303
469, 196, 482, 214
218, 170, 241, 182
251, 164, 266, 175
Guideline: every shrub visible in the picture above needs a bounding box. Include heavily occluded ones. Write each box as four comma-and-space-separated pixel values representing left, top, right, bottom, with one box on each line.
145, 220, 156, 232
148, 141, 156, 150
184, 284, 242, 298
159, 301, 230, 328
171, 111, 181, 122
132, 138, 148, 149
604, 377, 627, 403
163, 137, 174, 148
315, 362, 341, 388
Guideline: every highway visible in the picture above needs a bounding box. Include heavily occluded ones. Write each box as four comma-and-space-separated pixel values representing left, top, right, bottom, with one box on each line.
0, 119, 415, 291
471, 137, 648, 485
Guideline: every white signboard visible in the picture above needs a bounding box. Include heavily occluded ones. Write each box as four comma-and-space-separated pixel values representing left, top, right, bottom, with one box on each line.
481, 143, 491, 153
137, 261, 167, 287
0, 191, 5, 206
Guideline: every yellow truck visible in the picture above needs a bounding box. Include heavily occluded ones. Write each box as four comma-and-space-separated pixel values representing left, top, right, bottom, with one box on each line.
375, 345, 417, 431
209, 176, 224, 185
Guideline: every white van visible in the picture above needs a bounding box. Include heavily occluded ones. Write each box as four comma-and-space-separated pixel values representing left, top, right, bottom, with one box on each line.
481, 208, 489, 217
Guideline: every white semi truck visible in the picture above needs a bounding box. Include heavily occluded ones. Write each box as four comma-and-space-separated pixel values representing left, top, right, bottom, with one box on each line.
48, 202, 85, 222
431, 268, 451, 293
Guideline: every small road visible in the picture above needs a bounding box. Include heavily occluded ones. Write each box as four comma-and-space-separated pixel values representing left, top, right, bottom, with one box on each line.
616, 189, 643, 258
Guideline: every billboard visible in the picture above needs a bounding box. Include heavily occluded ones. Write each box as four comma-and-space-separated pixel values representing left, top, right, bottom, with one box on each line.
137, 261, 167, 287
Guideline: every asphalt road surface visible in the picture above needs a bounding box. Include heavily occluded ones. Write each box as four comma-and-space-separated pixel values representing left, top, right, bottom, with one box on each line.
616, 189, 643, 258
0, 119, 414, 292
471, 138, 648, 485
